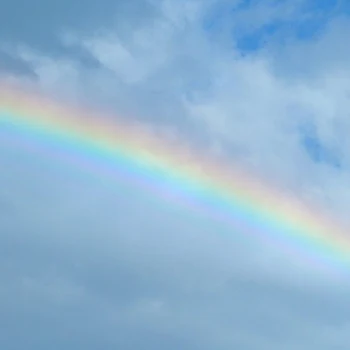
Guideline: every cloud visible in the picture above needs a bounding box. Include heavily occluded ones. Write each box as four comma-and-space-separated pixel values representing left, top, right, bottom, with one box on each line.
2, 0, 350, 349
0, 0, 158, 52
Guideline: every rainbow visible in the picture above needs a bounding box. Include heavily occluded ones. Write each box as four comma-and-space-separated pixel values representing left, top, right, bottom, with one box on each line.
1, 82, 350, 275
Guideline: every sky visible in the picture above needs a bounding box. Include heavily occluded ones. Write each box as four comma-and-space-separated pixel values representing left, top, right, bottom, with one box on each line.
1, 0, 350, 349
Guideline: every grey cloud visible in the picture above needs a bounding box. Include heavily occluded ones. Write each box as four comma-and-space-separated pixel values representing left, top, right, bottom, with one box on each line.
0, 50, 35, 77
0, 0, 157, 52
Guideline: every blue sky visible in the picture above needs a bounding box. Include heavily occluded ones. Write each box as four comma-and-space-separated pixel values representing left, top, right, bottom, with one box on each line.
1, 0, 350, 349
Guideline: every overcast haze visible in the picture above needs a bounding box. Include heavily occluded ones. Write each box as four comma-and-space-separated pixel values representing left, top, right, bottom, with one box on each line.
1, 0, 350, 349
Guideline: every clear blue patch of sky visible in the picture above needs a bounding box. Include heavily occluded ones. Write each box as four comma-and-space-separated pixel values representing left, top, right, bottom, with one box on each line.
299, 122, 341, 168
203, 0, 345, 54
235, 21, 285, 52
